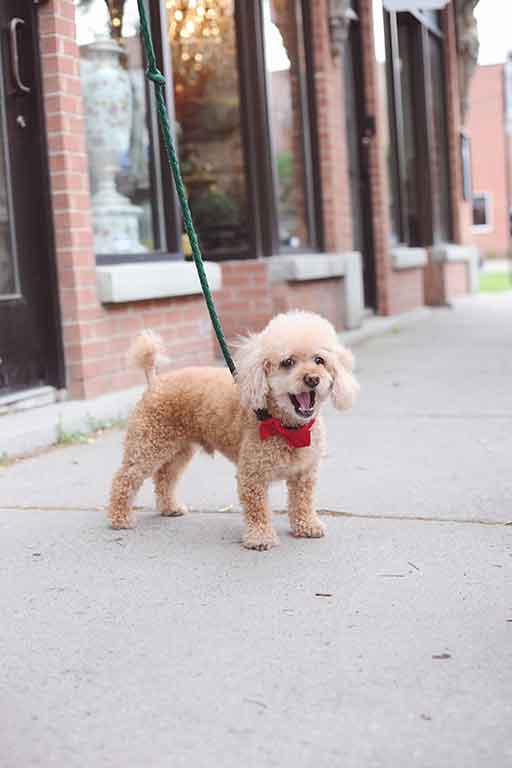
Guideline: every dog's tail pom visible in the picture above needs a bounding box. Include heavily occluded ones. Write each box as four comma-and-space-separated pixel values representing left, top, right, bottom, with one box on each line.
127, 330, 168, 387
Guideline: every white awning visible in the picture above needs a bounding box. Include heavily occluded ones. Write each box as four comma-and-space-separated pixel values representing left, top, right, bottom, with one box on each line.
383, 0, 450, 10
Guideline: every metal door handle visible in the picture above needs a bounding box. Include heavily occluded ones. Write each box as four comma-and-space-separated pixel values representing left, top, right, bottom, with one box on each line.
9, 18, 31, 94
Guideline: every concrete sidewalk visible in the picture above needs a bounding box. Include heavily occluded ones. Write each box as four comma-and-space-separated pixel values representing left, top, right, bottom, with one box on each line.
1, 293, 511, 767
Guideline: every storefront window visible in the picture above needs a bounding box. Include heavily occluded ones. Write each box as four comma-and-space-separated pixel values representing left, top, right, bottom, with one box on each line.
262, 0, 311, 250
75, 0, 320, 262
384, 4, 451, 246
76, 0, 158, 256
167, 0, 249, 259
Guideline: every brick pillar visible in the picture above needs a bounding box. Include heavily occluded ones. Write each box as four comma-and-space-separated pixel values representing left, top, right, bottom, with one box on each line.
310, 0, 353, 252
38, 0, 100, 398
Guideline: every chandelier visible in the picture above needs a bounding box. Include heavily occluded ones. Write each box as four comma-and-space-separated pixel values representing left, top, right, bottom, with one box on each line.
167, 0, 232, 94
103, 0, 126, 42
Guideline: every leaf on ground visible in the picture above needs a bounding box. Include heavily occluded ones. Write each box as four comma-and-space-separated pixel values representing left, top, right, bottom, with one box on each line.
432, 653, 451, 660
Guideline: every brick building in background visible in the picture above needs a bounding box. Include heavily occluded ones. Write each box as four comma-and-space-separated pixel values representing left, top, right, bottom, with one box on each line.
466, 57, 512, 259
0, 0, 481, 408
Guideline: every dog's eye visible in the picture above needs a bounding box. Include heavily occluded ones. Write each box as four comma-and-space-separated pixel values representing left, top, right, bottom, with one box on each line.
314, 356, 325, 366
280, 357, 295, 369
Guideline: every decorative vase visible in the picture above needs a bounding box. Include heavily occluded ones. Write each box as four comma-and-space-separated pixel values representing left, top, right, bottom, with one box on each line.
80, 37, 146, 255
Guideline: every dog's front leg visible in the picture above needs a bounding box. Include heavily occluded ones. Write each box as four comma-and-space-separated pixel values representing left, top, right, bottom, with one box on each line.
287, 469, 326, 538
238, 471, 278, 551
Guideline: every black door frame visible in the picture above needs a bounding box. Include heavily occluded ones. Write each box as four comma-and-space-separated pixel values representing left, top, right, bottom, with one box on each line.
0, 0, 64, 394
345, 2, 377, 309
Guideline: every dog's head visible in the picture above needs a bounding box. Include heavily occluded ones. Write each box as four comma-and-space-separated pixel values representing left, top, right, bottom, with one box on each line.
235, 311, 359, 424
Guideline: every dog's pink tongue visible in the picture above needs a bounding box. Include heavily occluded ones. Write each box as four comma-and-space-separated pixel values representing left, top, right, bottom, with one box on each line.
296, 392, 311, 410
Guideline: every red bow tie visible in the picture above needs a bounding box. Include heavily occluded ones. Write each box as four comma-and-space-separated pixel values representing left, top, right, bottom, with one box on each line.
259, 416, 315, 448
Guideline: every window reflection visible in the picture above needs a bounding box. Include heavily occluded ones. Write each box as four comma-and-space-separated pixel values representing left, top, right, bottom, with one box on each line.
77, 0, 156, 255
167, 0, 249, 258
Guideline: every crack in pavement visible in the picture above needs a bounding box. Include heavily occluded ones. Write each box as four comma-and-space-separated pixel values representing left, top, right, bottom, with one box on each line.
0, 505, 510, 527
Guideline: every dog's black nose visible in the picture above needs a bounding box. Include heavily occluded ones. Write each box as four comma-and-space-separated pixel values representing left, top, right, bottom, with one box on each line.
304, 374, 320, 389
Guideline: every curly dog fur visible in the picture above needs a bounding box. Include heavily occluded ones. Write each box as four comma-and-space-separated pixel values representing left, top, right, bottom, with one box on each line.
108, 311, 359, 550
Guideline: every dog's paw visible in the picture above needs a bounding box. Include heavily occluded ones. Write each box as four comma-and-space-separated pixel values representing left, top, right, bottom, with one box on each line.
293, 517, 326, 539
109, 516, 136, 530
242, 528, 279, 551
160, 503, 188, 518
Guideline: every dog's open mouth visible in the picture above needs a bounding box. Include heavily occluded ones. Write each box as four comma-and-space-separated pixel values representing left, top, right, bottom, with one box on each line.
289, 391, 316, 417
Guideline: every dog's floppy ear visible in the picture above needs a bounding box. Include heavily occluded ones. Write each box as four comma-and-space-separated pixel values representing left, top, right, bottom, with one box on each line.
331, 345, 359, 411
234, 332, 269, 410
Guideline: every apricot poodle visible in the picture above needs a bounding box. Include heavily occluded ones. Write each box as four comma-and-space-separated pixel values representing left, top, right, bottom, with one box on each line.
108, 311, 359, 550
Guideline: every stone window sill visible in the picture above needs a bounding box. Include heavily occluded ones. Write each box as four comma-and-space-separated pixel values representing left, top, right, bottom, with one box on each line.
96, 260, 222, 304
267, 251, 359, 282
391, 247, 428, 271
430, 244, 478, 263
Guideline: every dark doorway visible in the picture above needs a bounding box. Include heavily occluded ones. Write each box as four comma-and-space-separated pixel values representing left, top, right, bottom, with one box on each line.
344, 2, 377, 309
0, 1, 62, 396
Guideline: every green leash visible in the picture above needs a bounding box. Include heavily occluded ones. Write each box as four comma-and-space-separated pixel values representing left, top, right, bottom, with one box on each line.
136, 0, 237, 378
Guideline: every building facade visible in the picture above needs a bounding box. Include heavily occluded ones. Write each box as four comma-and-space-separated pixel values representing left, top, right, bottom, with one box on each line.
466, 58, 512, 259
0, 0, 479, 405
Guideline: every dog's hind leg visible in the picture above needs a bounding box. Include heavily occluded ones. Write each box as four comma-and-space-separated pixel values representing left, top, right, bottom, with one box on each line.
153, 444, 195, 517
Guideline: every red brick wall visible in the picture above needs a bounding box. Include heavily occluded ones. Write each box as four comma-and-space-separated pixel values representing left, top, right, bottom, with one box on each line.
310, 0, 353, 252
69, 298, 214, 399
444, 262, 469, 298
215, 261, 274, 344
424, 262, 444, 307
387, 269, 424, 315
282, 280, 346, 330
467, 64, 511, 257
424, 261, 469, 305
39, 0, 95, 398
214, 260, 347, 351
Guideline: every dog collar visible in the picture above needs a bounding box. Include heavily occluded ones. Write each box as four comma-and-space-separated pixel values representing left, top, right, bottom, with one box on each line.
255, 409, 315, 449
